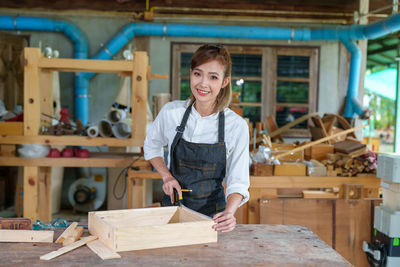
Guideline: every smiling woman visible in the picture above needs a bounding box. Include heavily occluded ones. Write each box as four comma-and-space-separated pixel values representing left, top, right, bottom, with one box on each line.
144, 44, 250, 233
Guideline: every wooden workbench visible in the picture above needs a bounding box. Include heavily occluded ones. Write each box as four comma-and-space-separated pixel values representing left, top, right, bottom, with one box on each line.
0, 225, 351, 266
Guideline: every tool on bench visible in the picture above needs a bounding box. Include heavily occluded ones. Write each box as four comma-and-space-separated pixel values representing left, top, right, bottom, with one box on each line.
0, 218, 32, 230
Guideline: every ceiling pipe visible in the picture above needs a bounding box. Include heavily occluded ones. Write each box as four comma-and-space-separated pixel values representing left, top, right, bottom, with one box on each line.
0, 16, 90, 124
3, 13, 400, 121
88, 12, 400, 117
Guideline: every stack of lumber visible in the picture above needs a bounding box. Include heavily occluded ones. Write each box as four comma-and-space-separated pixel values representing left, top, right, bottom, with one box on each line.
321, 149, 377, 177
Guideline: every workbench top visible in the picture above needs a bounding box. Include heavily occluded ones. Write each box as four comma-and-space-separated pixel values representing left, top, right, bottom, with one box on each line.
0, 224, 351, 266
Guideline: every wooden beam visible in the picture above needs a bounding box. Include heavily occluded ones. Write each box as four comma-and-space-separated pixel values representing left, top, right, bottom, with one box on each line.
0, 122, 23, 135
131, 52, 149, 146
38, 58, 133, 73
38, 167, 52, 222
250, 176, 381, 189
0, 135, 143, 147
0, 230, 53, 242
0, 153, 149, 168
40, 236, 98, 260
86, 240, 121, 260
23, 166, 39, 220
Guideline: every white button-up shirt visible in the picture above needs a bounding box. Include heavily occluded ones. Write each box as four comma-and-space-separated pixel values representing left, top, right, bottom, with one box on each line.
144, 100, 250, 206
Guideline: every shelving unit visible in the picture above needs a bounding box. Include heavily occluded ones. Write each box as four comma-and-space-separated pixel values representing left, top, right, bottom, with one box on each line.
0, 47, 149, 221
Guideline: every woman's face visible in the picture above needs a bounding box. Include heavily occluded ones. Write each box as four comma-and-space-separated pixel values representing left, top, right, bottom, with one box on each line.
190, 60, 230, 108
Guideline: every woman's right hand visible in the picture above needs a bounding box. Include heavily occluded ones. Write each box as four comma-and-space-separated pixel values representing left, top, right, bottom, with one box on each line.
162, 175, 181, 203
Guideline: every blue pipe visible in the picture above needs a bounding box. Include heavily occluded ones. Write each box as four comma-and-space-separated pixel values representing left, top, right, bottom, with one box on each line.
3, 13, 400, 120
87, 14, 400, 117
0, 16, 90, 124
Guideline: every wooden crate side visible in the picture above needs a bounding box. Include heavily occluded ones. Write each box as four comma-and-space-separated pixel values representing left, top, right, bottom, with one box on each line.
99, 207, 178, 228
178, 206, 213, 222
88, 212, 115, 250
114, 221, 217, 252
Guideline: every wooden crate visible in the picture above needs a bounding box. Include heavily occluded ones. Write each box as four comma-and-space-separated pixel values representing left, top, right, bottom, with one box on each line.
88, 206, 217, 252
274, 163, 306, 176
304, 144, 334, 161
250, 163, 274, 176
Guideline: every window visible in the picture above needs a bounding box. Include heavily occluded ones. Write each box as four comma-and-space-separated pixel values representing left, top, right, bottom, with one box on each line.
171, 43, 319, 137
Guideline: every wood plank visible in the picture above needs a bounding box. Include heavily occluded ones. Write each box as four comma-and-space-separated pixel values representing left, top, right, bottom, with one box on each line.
40, 235, 98, 260
23, 166, 39, 220
335, 199, 374, 267
0, 230, 53, 242
0, 135, 143, 147
250, 176, 381, 190
63, 227, 84, 246
38, 167, 52, 221
260, 199, 284, 224
39, 70, 53, 126
0, 122, 23, 135
0, 153, 148, 168
284, 199, 333, 247
131, 51, 148, 146
38, 58, 133, 73
24, 48, 41, 136
86, 240, 121, 260
55, 222, 78, 243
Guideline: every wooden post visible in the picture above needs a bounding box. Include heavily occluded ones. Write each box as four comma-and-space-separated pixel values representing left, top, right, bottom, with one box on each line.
23, 48, 42, 220
131, 52, 149, 146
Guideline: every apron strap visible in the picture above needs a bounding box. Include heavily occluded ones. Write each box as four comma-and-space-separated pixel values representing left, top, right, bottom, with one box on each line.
218, 111, 225, 143
171, 104, 192, 152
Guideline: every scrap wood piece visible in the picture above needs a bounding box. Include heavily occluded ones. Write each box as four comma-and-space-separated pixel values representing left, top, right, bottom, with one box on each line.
63, 226, 84, 246
269, 124, 367, 162
55, 222, 78, 243
40, 235, 98, 261
87, 239, 121, 260
0, 218, 31, 230
0, 229, 53, 243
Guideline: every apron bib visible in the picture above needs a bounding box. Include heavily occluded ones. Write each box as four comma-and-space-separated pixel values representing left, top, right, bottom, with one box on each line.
162, 104, 227, 216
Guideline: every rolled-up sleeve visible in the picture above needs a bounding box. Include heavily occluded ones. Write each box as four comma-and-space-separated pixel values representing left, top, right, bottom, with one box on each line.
143, 103, 169, 161
225, 119, 250, 206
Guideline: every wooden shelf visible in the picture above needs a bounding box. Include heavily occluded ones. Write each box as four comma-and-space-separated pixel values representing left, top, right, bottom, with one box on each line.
0, 135, 143, 147
0, 152, 151, 168
250, 175, 381, 189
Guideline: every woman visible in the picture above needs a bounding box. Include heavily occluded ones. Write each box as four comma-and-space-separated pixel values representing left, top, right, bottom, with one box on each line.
144, 44, 249, 233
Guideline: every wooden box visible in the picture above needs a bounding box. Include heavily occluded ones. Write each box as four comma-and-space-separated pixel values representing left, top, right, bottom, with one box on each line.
304, 144, 334, 161
251, 163, 274, 176
274, 163, 306, 176
88, 206, 217, 252
271, 143, 303, 162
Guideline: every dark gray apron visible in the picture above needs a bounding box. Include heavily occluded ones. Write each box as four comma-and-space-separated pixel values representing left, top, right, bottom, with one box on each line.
162, 104, 227, 216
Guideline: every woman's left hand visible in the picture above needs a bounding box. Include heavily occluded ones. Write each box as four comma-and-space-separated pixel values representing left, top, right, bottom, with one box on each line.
212, 211, 236, 233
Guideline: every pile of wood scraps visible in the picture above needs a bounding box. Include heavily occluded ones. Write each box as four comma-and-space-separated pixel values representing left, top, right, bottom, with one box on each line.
0, 218, 120, 261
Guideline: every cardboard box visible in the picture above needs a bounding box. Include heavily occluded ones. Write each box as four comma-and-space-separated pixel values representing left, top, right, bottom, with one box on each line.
251, 163, 274, 176
304, 144, 334, 161
89, 206, 217, 252
274, 163, 306, 176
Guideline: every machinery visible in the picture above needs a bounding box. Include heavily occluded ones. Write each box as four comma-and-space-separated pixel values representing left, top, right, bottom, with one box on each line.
364, 153, 400, 267
68, 175, 106, 213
